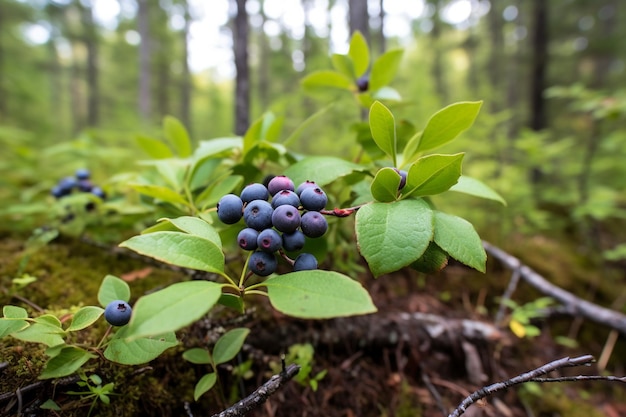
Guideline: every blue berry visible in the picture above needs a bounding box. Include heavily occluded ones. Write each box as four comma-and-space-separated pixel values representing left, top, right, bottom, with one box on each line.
296, 180, 318, 196
294, 253, 318, 271
282, 230, 306, 252
299, 187, 327, 211
237, 228, 259, 251
356, 75, 369, 92
91, 186, 106, 199
104, 300, 132, 326
217, 194, 244, 224
241, 183, 269, 203
51, 185, 67, 199
271, 190, 300, 209
394, 169, 408, 190
77, 179, 94, 192
243, 200, 274, 230
267, 175, 294, 196
75, 168, 91, 180
257, 228, 282, 253
271, 205, 301, 233
58, 176, 77, 193
300, 211, 328, 238
248, 251, 277, 276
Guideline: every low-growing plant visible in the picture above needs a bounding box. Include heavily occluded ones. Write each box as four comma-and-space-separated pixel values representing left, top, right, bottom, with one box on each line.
0, 32, 505, 412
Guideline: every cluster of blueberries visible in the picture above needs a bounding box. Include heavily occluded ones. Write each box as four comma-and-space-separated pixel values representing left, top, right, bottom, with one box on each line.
50, 168, 106, 201
217, 175, 330, 276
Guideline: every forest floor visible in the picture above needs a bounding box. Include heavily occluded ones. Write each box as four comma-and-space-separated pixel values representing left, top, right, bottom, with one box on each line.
1, 232, 625, 417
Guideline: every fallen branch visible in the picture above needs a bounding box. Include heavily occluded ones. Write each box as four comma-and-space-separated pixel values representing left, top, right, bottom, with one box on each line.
448, 355, 626, 417
483, 241, 626, 335
210, 364, 300, 417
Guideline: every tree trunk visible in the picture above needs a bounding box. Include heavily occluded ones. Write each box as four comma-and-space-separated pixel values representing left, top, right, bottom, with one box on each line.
378, 0, 386, 54
529, 0, 548, 131
180, 0, 192, 131
80, 2, 99, 127
137, 0, 152, 123
348, 0, 369, 42
233, 0, 250, 136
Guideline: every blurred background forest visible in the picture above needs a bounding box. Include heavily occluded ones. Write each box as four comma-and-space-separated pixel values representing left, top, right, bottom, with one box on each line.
2, 0, 626, 263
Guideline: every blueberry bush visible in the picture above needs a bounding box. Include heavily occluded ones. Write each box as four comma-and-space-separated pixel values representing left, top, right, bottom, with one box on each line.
0, 32, 504, 407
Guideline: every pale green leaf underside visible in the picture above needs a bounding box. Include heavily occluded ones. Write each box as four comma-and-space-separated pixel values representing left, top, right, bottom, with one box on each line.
433, 211, 486, 272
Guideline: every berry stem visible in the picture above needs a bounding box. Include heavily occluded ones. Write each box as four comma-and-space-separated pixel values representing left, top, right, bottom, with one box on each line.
278, 250, 295, 266
242, 289, 268, 297
96, 325, 113, 349
319, 204, 366, 217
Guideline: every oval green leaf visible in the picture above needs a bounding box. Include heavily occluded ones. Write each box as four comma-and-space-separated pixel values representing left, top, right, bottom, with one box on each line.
331, 53, 354, 79
159, 216, 221, 245
194, 373, 217, 401
417, 101, 482, 153
98, 275, 131, 306
213, 328, 250, 365
129, 184, 189, 206
67, 306, 104, 332
301, 70, 353, 93
163, 115, 192, 157
369, 49, 403, 91
136, 135, 173, 159
433, 211, 486, 272
183, 347, 212, 365
123, 281, 224, 340
348, 30, 370, 78
449, 175, 506, 205
371, 167, 401, 202
284, 156, 364, 187
39, 346, 96, 379
104, 328, 178, 365
120, 232, 225, 274
369, 101, 397, 166
3, 305, 28, 319
265, 271, 377, 319
355, 199, 433, 277
402, 153, 464, 197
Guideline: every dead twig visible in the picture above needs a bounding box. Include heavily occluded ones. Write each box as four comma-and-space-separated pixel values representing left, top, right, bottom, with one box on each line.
448, 355, 626, 417
210, 364, 300, 417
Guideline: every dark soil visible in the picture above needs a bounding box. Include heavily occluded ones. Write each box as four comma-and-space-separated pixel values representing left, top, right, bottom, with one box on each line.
1, 233, 625, 417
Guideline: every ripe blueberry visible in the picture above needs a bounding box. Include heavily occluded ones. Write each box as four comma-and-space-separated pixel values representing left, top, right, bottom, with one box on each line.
217, 194, 244, 224
91, 186, 106, 199
241, 183, 269, 203
75, 168, 91, 180
296, 180, 318, 196
271, 190, 300, 209
104, 300, 132, 326
282, 230, 306, 252
300, 211, 328, 238
58, 176, 77, 193
293, 253, 318, 271
248, 251, 278, 276
77, 179, 94, 192
267, 175, 295, 196
299, 187, 327, 211
257, 228, 282, 253
51, 185, 67, 199
243, 200, 274, 230
237, 228, 259, 251
356, 75, 369, 92
271, 205, 301, 233
394, 169, 408, 190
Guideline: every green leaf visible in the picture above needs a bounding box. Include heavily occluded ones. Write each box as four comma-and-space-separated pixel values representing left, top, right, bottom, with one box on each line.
265, 271, 377, 318
98, 275, 131, 307
12, 322, 65, 347
163, 115, 192, 157
243, 116, 264, 155
369, 101, 397, 166
371, 87, 402, 101
194, 373, 217, 401
355, 200, 433, 277
284, 156, 364, 187
218, 293, 244, 313
301, 70, 353, 93
129, 184, 189, 206
369, 49, 403, 91
195, 174, 243, 209
433, 211, 486, 272
136, 135, 173, 159
183, 347, 212, 364
104, 327, 178, 365
283, 104, 334, 147
411, 242, 449, 273
417, 101, 482, 153
158, 216, 221, 245
67, 306, 104, 332
0, 318, 29, 338
449, 176, 506, 205
34, 314, 62, 328
120, 232, 225, 274
123, 281, 224, 340
40, 399, 62, 411
371, 167, 401, 202
331, 54, 354, 79
213, 328, 250, 365
3, 305, 28, 319
402, 153, 464, 197
39, 346, 96, 379
348, 30, 370, 78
